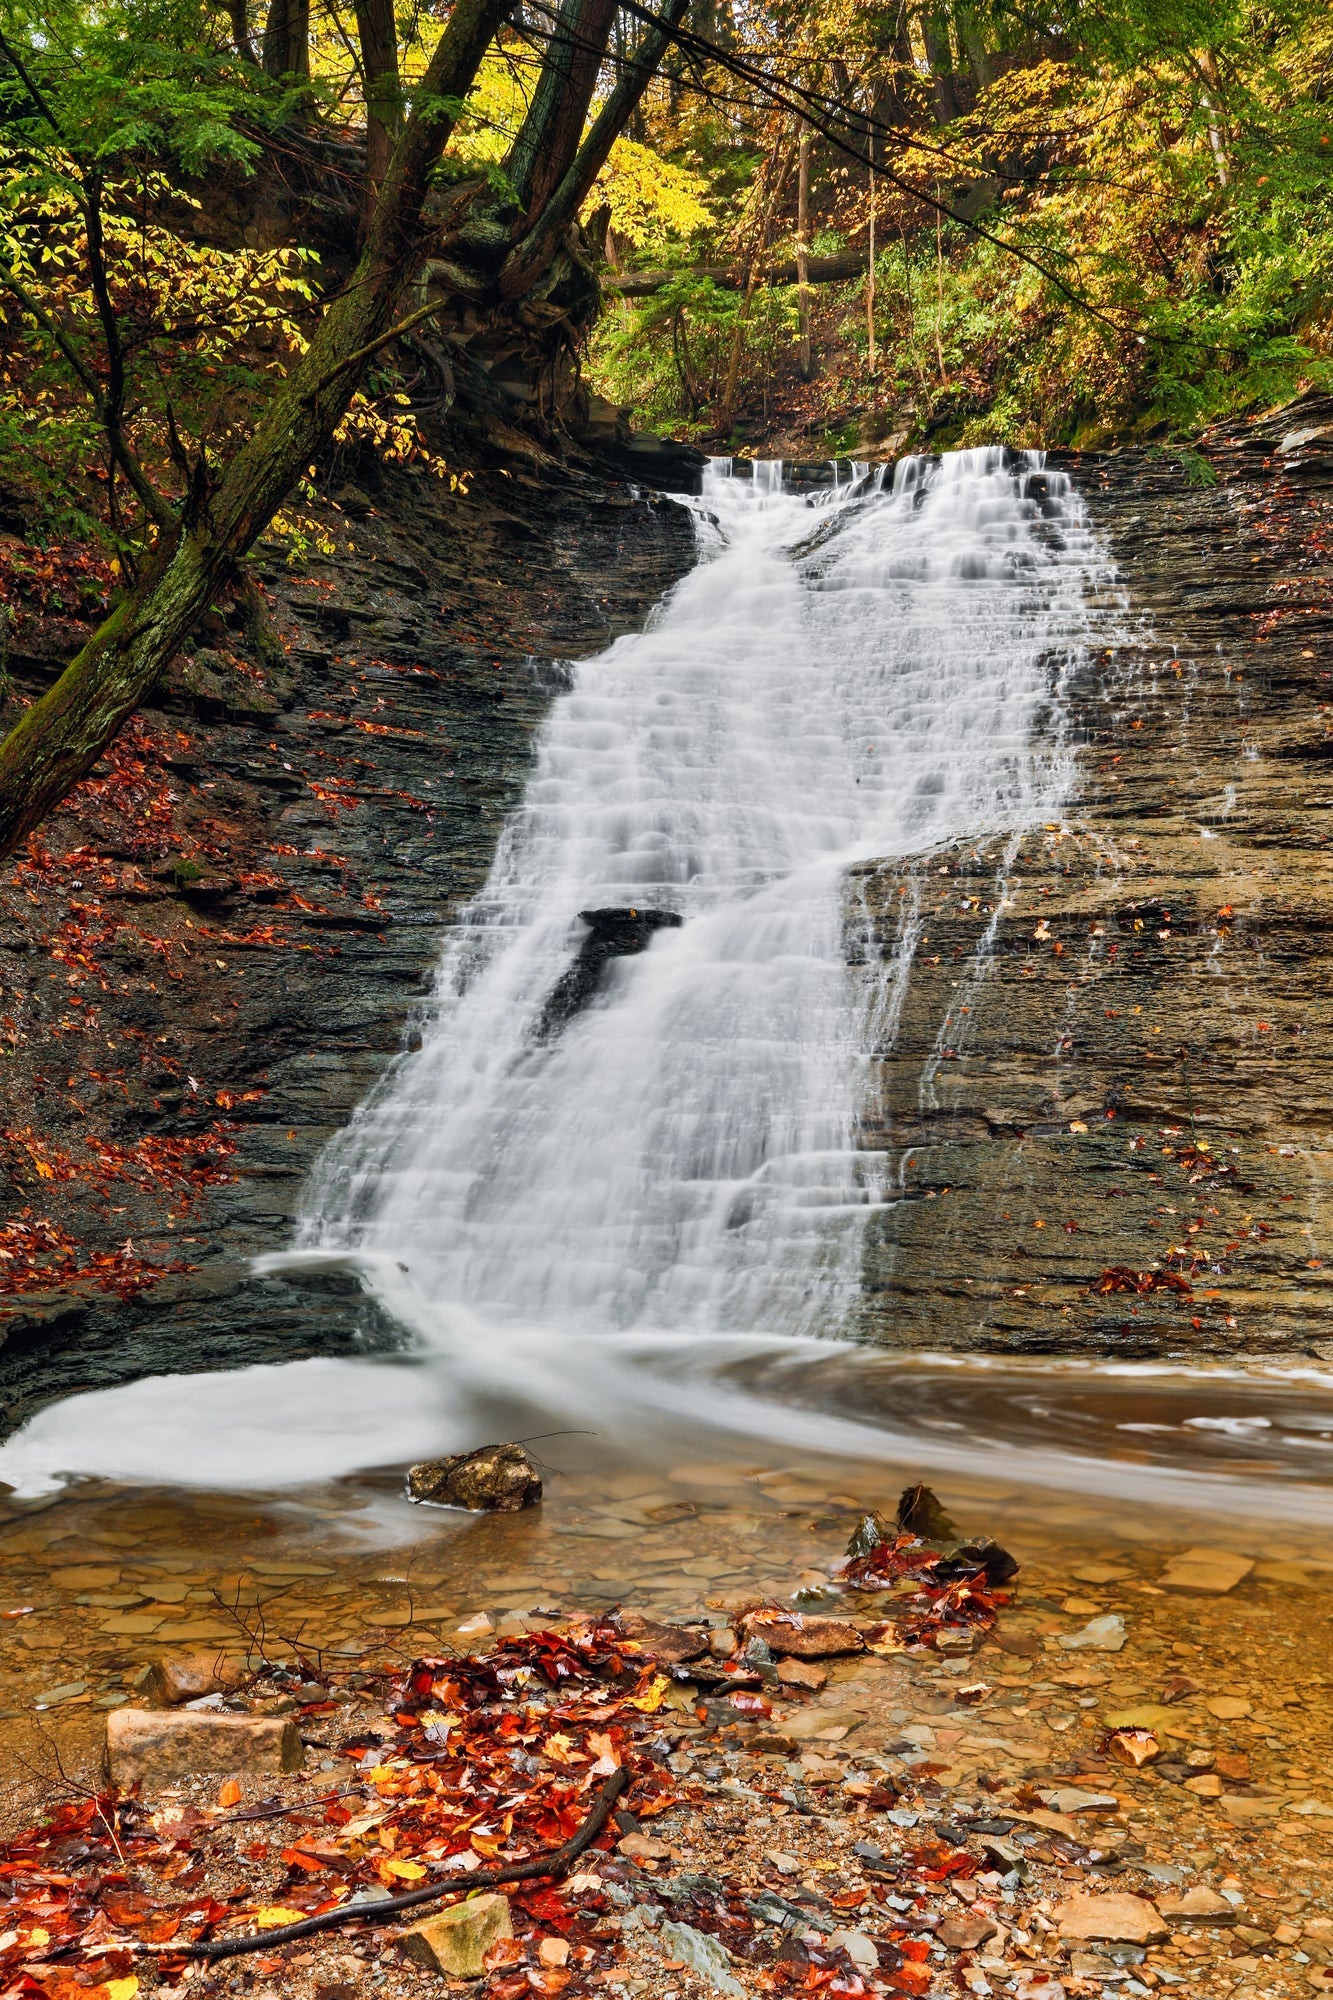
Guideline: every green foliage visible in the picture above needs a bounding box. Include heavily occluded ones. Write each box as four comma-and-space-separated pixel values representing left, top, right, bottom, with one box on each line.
588, 0, 1333, 446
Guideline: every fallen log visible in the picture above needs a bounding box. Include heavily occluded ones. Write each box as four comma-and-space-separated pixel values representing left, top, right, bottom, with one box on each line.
608, 249, 868, 297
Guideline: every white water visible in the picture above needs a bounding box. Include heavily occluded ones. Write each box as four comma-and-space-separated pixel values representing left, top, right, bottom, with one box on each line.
0, 448, 1205, 1503
295, 449, 1093, 1338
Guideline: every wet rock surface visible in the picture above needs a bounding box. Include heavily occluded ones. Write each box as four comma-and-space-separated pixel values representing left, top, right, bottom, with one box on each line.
539, 904, 684, 1036
855, 396, 1333, 1357
408, 1441, 544, 1511
0, 456, 695, 1432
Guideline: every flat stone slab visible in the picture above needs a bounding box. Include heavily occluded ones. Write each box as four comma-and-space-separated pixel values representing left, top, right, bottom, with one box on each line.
1159, 1549, 1254, 1594
1157, 1888, 1239, 1925
106, 1707, 303, 1786
939, 1913, 1000, 1951
1054, 1894, 1168, 1944
398, 1893, 513, 1978
1219, 1794, 1285, 1822
740, 1612, 865, 1658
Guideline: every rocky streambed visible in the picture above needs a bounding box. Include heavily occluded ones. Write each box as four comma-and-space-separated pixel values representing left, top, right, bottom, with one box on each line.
0, 1461, 1331, 2000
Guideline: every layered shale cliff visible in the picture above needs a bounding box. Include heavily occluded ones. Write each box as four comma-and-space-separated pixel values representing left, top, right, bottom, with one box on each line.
0, 452, 695, 1431
5, 396, 1333, 1436
854, 398, 1333, 1360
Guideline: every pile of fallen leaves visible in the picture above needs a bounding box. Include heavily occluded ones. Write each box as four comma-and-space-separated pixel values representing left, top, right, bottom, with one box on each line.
0, 1211, 195, 1301
0, 1624, 677, 1999
834, 1514, 1018, 1654
1091, 1265, 1193, 1298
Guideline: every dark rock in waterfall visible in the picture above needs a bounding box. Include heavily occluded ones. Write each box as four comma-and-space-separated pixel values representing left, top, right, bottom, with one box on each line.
407, 1442, 543, 1512
538, 905, 683, 1038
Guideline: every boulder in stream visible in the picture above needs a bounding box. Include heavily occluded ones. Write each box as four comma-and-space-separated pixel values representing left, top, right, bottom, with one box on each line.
407, 1442, 543, 1512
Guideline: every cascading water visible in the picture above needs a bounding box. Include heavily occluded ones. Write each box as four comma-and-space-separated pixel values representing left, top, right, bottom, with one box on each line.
296, 449, 1096, 1345
27, 444, 1332, 1514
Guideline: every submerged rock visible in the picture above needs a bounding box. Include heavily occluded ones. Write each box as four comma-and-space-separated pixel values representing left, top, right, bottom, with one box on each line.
896, 1482, 959, 1541
616, 1611, 710, 1662
407, 1442, 543, 1512
740, 1610, 865, 1658
145, 1653, 247, 1707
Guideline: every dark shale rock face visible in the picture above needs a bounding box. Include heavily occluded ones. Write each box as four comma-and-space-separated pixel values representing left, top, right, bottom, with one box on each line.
851, 397, 1333, 1360
0, 455, 697, 1435
6, 394, 1333, 1435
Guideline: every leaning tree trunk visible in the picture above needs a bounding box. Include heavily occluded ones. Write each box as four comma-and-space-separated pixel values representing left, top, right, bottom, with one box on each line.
0, 0, 510, 863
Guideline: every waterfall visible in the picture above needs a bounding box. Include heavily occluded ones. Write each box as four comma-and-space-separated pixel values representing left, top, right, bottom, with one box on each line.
0, 449, 1116, 1496
299, 448, 1099, 1345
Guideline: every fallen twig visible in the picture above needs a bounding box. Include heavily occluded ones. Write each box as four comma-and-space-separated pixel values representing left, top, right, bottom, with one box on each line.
170, 1767, 628, 1960
206, 1786, 360, 1828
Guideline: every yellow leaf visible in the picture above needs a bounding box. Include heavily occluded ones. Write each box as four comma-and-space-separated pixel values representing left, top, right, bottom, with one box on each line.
105, 1979, 140, 2000
252, 1907, 308, 1928
629, 1674, 671, 1714
382, 1858, 427, 1880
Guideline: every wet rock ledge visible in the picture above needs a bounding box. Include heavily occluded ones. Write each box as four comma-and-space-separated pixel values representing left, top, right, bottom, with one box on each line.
854, 397, 1333, 1359
0, 453, 696, 1432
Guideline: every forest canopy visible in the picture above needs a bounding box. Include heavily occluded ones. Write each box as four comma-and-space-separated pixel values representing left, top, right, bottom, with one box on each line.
590, 0, 1333, 451
0, 0, 1328, 851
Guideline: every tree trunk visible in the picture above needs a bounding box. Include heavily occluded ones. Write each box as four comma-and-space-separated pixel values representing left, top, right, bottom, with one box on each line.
354, 0, 402, 207
0, 0, 510, 862
796, 123, 812, 381
921, 8, 960, 124
262, 0, 310, 78
866, 113, 877, 375
719, 133, 792, 429
228, 0, 257, 63
507, 0, 620, 220
498, 0, 689, 300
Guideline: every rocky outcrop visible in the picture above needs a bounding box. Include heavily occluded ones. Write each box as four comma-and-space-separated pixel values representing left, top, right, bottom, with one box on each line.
539, 905, 683, 1036
0, 452, 696, 1434
407, 1442, 543, 1511
852, 398, 1333, 1357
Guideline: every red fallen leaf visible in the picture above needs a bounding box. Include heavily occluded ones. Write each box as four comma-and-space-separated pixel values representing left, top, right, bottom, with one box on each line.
1090, 1264, 1192, 1297
728, 1691, 769, 1715
512, 1887, 574, 1929
280, 1848, 329, 1874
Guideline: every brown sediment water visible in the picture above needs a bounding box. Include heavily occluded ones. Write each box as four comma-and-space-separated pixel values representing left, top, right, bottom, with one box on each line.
4, 1446, 1331, 1831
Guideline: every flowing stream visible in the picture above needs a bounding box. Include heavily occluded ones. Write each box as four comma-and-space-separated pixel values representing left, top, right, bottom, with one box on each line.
6, 451, 1333, 1520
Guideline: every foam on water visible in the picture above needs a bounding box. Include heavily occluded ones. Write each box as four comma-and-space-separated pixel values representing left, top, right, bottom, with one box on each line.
13, 449, 1316, 1512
